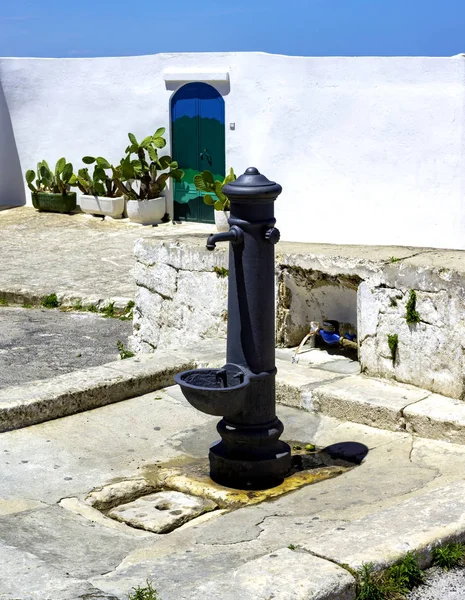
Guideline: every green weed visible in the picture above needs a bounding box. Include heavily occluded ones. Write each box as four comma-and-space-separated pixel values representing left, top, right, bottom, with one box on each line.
86, 304, 98, 313
432, 542, 465, 570
390, 257, 401, 263
101, 302, 116, 318
356, 553, 424, 600
127, 580, 161, 600
22, 302, 33, 309
288, 544, 296, 550
386, 552, 425, 591
356, 563, 386, 600
0, 297, 8, 306
117, 340, 135, 360
41, 293, 59, 309
387, 334, 398, 364
213, 266, 228, 278
120, 300, 135, 321
405, 290, 420, 325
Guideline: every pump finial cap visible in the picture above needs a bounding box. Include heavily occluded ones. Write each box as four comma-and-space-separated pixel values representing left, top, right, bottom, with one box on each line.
223, 167, 282, 202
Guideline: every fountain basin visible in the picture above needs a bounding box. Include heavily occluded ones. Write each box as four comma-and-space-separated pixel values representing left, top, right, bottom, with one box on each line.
174, 363, 250, 417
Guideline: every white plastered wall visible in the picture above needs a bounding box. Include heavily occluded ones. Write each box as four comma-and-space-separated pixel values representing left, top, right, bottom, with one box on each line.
1, 52, 464, 248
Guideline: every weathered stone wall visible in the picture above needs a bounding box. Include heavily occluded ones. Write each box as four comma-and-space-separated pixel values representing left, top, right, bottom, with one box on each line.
358, 264, 465, 400
130, 237, 228, 354
132, 238, 465, 400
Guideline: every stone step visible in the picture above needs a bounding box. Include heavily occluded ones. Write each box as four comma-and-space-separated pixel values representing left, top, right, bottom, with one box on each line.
3, 336, 464, 446
0, 351, 195, 433
275, 358, 465, 444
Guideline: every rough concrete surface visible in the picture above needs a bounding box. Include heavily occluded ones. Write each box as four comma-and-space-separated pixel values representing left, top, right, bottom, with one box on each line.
2, 384, 465, 599
0, 306, 131, 388
0, 207, 212, 307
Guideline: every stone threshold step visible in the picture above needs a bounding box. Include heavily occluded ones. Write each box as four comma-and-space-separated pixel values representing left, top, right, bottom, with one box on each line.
275, 358, 465, 444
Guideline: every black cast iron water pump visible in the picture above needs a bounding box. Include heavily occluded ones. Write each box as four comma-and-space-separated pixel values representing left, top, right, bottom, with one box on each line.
175, 167, 292, 489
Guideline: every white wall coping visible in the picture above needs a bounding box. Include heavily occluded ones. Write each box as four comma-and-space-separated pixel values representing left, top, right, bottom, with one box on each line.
163, 70, 230, 83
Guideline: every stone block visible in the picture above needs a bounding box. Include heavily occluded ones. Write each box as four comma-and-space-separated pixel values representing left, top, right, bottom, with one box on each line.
404, 394, 465, 443
131, 244, 228, 352
0, 353, 194, 432
108, 491, 217, 534
275, 359, 345, 409
359, 283, 465, 399
312, 375, 430, 430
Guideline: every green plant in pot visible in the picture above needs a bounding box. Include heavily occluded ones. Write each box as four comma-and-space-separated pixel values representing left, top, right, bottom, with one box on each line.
72, 156, 124, 219
112, 128, 184, 225
194, 168, 236, 231
25, 158, 77, 214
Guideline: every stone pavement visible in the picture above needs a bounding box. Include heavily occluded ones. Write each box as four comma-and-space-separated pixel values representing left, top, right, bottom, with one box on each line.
3, 379, 465, 599
0, 207, 212, 309
0, 306, 132, 388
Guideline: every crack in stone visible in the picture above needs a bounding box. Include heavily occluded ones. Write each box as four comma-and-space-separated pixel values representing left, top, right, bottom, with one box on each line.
297, 547, 359, 579
135, 281, 173, 301
380, 250, 437, 265
408, 434, 415, 463
136, 258, 225, 276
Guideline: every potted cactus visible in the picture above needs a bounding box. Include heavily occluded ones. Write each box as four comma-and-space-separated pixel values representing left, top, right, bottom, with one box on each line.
112, 128, 184, 225
73, 156, 124, 219
194, 168, 236, 232
25, 158, 77, 213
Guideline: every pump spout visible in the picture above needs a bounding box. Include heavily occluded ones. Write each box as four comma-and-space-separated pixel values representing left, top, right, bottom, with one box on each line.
206, 226, 243, 251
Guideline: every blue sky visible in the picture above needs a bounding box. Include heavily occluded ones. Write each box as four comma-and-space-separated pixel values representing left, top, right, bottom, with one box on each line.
1, 0, 464, 58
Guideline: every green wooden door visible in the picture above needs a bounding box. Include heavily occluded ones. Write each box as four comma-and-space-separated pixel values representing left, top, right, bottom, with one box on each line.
171, 83, 225, 223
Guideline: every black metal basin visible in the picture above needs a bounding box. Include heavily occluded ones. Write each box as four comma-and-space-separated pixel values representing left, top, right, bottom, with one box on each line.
174, 363, 250, 417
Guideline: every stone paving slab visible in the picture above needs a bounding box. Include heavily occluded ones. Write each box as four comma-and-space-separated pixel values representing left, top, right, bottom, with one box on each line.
190, 548, 357, 600
0, 207, 212, 308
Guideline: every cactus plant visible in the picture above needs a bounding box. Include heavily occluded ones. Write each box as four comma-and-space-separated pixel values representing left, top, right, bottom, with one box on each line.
25, 158, 77, 213
111, 129, 184, 200
26, 158, 75, 195
194, 168, 236, 211
72, 156, 122, 198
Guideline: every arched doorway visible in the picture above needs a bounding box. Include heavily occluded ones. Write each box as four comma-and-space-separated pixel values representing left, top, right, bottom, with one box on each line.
171, 82, 225, 223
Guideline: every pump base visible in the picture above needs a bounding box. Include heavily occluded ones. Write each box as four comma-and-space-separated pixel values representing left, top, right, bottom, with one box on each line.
209, 439, 292, 490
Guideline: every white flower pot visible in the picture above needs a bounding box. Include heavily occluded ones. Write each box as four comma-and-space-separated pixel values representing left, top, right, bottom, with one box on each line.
126, 197, 166, 225
79, 195, 125, 219
215, 210, 230, 232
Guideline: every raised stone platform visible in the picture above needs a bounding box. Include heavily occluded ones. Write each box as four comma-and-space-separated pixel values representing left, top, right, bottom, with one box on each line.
132, 236, 465, 401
